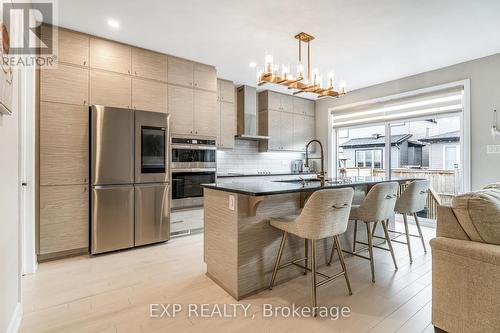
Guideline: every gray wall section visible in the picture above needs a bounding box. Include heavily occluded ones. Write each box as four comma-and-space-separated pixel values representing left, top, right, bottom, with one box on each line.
316, 53, 500, 190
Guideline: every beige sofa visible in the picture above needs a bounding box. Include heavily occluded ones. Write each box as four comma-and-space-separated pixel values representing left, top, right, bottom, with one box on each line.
431, 183, 500, 332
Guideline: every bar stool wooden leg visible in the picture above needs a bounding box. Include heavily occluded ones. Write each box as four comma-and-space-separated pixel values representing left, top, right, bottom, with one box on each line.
402, 213, 413, 263
304, 238, 309, 275
269, 231, 288, 290
352, 220, 358, 252
413, 213, 427, 253
334, 235, 353, 295
311, 239, 317, 316
382, 219, 398, 270
366, 222, 376, 283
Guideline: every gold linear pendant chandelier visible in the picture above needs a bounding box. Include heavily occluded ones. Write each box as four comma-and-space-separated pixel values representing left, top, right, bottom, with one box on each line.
257, 32, 346, 98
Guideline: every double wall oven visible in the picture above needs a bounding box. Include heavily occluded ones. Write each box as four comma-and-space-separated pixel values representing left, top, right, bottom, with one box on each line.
171, 138, 216, 209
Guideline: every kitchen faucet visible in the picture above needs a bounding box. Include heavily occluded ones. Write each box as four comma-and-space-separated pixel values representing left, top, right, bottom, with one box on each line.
304, 139, 326, 185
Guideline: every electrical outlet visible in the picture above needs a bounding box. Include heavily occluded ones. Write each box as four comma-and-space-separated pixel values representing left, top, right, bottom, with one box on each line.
228, 195, 235, 211
487, 145, 500, 154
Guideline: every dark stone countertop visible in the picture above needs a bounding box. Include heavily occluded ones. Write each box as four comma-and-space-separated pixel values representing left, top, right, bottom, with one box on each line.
202, 176, 421, 196
216, 172, 316, 178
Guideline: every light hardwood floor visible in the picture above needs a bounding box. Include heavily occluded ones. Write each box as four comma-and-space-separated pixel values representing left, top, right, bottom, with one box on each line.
21, 220, 435, 333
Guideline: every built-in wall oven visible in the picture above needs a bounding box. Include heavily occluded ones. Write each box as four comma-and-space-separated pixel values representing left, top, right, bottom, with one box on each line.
171, 138, 216, 209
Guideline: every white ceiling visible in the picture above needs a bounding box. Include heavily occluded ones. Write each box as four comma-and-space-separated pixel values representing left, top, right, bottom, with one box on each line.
56, 0, 500, 97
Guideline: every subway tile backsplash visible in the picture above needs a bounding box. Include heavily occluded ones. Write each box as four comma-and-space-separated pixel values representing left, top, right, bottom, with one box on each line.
217, 140, 304, 174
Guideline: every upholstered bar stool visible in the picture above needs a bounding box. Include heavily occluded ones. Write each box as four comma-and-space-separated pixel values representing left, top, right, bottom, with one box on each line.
335, 182, 399, 283
376, 180, 430, 263
269, 188, 354, 314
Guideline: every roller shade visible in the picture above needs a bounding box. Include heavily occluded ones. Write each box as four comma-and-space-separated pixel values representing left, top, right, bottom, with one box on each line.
331, 87, 464, 128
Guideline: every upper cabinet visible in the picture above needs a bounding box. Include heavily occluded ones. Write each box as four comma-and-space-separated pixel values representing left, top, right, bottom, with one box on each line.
168, 56, 217, 92
262, 91, 293, 113
168, 85, 194, 135
194, 90, 218, 137
40, 64, 88, 105
132, 48, 167, 82
194, 63, 217, 91
90, 38, 131, 74
132, 78, 167, 113
42, 26, 89, 66
167, 57, 194, 87
293, 97, 315, 116
90, 70, 131, 109
217, 79, 234, 103
258, 90, 316, 152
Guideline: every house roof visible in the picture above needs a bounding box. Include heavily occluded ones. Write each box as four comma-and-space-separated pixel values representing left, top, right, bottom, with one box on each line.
340, 134, 416, 148
420, 130, 460, 143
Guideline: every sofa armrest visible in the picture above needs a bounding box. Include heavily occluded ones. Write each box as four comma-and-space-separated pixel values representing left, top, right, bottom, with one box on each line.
430, 237, 500, 266
436, 205, 470, 240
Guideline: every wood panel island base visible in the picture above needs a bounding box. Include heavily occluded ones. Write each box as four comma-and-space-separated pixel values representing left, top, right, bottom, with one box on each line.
202, 177, 416, 300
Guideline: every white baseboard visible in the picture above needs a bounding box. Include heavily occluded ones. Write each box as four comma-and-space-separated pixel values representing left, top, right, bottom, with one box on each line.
6, 302, 22, 333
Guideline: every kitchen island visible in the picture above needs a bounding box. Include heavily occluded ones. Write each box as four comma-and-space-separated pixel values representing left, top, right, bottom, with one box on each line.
202, 177, 417, 300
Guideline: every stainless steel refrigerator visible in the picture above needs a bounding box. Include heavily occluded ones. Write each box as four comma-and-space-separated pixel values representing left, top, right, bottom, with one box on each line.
90, 105, 170, 254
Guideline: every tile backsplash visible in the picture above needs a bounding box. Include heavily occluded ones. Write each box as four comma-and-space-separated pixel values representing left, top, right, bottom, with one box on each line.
217, 140, 305, 174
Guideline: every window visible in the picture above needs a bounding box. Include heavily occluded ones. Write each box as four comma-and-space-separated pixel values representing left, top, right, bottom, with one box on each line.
338, 129, 349, 138
355, 149, 383, 168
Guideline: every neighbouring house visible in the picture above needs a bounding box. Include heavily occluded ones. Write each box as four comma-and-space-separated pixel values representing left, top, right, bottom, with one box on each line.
420, 130, 461, 169
339, 134, 428, 169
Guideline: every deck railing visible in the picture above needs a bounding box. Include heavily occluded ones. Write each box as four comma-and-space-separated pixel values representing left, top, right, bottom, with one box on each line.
340, 167, 459, 221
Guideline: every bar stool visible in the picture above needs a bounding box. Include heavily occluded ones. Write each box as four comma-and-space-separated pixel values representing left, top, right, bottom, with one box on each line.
269, 188, 354, 315
379, 180, 430, 263
334, 182, 399, 283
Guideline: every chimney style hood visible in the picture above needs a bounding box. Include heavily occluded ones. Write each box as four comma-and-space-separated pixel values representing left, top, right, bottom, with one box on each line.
235, 85, 270, 140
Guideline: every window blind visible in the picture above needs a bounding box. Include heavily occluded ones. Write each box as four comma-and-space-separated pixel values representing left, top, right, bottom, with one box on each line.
331, 87, 464, 128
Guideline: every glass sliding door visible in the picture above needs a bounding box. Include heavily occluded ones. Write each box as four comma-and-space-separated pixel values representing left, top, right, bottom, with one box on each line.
335, 123, 388, 178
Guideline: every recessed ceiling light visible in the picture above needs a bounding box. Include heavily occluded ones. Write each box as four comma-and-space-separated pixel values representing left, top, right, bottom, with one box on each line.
249, 62, 257, 68
107, 19, 120, 29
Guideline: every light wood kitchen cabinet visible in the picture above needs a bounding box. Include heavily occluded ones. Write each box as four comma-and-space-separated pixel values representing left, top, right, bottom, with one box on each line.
304, 115, 316, 151
90, 38, 131, 74
262, 91, 293, 112
217, 79, 235, 103
90, 70, 131, 108
40, 102, 88, 186
293, 97, 315, 116
218, 101, 235, 148
292, 113, 305, 150
260, 109, 281, 150
194, 63, 217, 91
258, 90, 316, 152
42, 26, 89, 66
167, 56, 194, 87
168, 84, 194, 135
132, 48, 167, 82
39, 185, 89, 255
132, 78, 167, 112
40, 64, 88, 105
280, 112, 294, 150
194, 90, 218, 137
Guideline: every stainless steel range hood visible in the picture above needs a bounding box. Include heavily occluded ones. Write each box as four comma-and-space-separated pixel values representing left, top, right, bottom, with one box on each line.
235, 85, 270, 140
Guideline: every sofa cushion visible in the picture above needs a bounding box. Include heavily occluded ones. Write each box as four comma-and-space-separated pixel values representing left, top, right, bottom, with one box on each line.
451, 187, 500, 245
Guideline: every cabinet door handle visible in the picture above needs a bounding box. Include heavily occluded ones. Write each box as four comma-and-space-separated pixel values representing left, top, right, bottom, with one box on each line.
83, 100, 87, 105
83, 60, 87, 66
134, 71, 137, 75
128, 70, 130, 74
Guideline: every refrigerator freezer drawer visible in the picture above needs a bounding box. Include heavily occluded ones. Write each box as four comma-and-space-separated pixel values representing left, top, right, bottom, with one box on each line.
135, 183, 170, 246
91, 185, 134, 254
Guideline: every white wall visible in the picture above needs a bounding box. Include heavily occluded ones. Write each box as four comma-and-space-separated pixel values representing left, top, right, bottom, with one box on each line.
0, 67, 22, 332
317, 53, 500, 190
